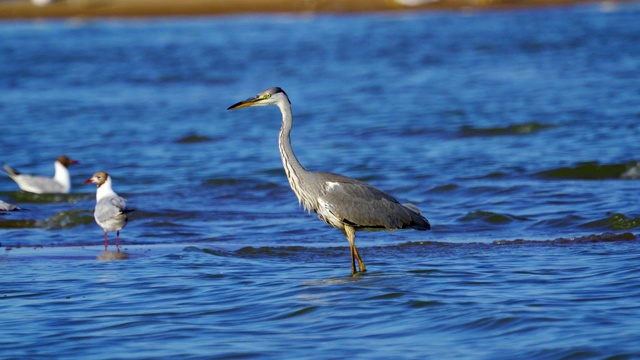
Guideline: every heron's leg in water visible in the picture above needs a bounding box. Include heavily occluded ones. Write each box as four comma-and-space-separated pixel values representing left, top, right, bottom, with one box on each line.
344, 226, 367, 274
354, 247, 366, 273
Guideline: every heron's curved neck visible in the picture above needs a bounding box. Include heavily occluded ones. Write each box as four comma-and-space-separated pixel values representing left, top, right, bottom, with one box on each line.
277, 102, 313, 210
278, 103, 307, 176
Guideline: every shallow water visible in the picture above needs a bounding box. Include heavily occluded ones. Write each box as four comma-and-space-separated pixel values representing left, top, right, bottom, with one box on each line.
1, 3, 640, 358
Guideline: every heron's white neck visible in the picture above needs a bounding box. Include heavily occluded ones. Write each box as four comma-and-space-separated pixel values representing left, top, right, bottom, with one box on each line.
53, 160, 72, 193
96, 176, 118, 201
277, 101, 314, 212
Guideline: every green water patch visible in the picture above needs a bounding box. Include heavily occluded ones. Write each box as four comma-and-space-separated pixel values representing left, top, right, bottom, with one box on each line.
582, 213, 640, 231
459, 122, 554, 137
0, 219, 38, 228
536, 161, 640, 180
609, 213, 640, 230
0, 209, 93, 229
460, 210, 530, 224
39, 209, 95, 229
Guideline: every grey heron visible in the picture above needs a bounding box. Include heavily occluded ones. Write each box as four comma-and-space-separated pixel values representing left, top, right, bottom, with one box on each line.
228, 87, 431, 275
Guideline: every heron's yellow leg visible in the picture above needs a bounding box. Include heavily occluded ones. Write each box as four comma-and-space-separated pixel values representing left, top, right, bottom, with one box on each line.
349, 246, 357, 275
344, 226, 366, 275
354, 247, 367, 273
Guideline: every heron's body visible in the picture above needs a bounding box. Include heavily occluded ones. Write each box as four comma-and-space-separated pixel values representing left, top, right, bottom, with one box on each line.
228, 87, 430, 275
3, 155, 78, 194
84, 171, 133, 251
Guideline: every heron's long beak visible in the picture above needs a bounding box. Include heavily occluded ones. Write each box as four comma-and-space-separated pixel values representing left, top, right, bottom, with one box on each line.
227, 96, 260, 110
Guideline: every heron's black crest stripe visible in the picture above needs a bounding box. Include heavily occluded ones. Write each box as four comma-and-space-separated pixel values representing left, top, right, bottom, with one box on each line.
271, 87, 290, 104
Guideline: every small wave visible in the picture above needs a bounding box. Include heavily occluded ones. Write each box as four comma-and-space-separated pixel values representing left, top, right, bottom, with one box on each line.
0, 209, 93, 230
427, 183, 459, 193
275, 306, 319, 320
459, 122, 554, 137
5, 192, 91, 204
493, 232, 637, 245
536, 161, 640, 180
460, 210, 530, 224
474, 172, 509, 179
175, 133, 214, 144
202, 178, 280, 190
199, 235, 640, 264
234, 245, 342, 259
621, 162, 640, 179
202, 178, 250, 187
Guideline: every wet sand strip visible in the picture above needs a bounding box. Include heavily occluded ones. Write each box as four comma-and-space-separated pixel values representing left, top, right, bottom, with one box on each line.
0, 0, 626, 20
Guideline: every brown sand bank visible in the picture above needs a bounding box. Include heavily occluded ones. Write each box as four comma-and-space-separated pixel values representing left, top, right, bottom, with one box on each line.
0, 0, 625, 20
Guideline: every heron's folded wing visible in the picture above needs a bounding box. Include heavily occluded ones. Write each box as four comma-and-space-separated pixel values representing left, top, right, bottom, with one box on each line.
320, 180, 422, 230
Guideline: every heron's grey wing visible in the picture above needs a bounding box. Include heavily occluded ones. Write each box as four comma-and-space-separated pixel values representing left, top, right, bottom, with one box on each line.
95, 196, 128, 223
318, 175, 429, 230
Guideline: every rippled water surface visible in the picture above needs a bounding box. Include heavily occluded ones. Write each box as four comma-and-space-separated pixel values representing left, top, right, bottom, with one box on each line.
1, 4, 640, 358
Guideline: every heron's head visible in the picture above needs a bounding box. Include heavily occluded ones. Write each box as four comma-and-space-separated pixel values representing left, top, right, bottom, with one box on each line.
227, 87, 290, 110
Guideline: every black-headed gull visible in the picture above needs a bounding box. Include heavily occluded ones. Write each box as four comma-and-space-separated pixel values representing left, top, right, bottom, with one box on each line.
84, 171, 134, 251
3, 155, 79, 194
0, 200, 20, 211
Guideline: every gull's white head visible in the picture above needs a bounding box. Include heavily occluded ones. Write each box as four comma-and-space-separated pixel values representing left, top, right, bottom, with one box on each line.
84, 171, 109, 188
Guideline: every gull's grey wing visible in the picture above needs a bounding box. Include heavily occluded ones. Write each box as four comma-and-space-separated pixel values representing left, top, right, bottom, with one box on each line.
95, 196, 128, 223
5, 164, 65, 193
13, 175, 65, 193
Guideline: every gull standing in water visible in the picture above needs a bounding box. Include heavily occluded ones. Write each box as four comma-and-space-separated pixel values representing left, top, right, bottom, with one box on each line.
3, 155, 79, 194
84, 171, 133, 251
228, 87, 431, 275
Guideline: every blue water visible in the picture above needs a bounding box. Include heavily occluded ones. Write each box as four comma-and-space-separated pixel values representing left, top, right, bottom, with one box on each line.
1, 3, 640, 358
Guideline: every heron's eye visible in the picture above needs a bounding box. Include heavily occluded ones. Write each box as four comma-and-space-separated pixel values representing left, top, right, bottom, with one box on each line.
262, 93, 271, 99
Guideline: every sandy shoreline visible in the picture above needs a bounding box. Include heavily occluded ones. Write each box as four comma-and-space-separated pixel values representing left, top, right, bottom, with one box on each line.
0, 0, 629, 20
